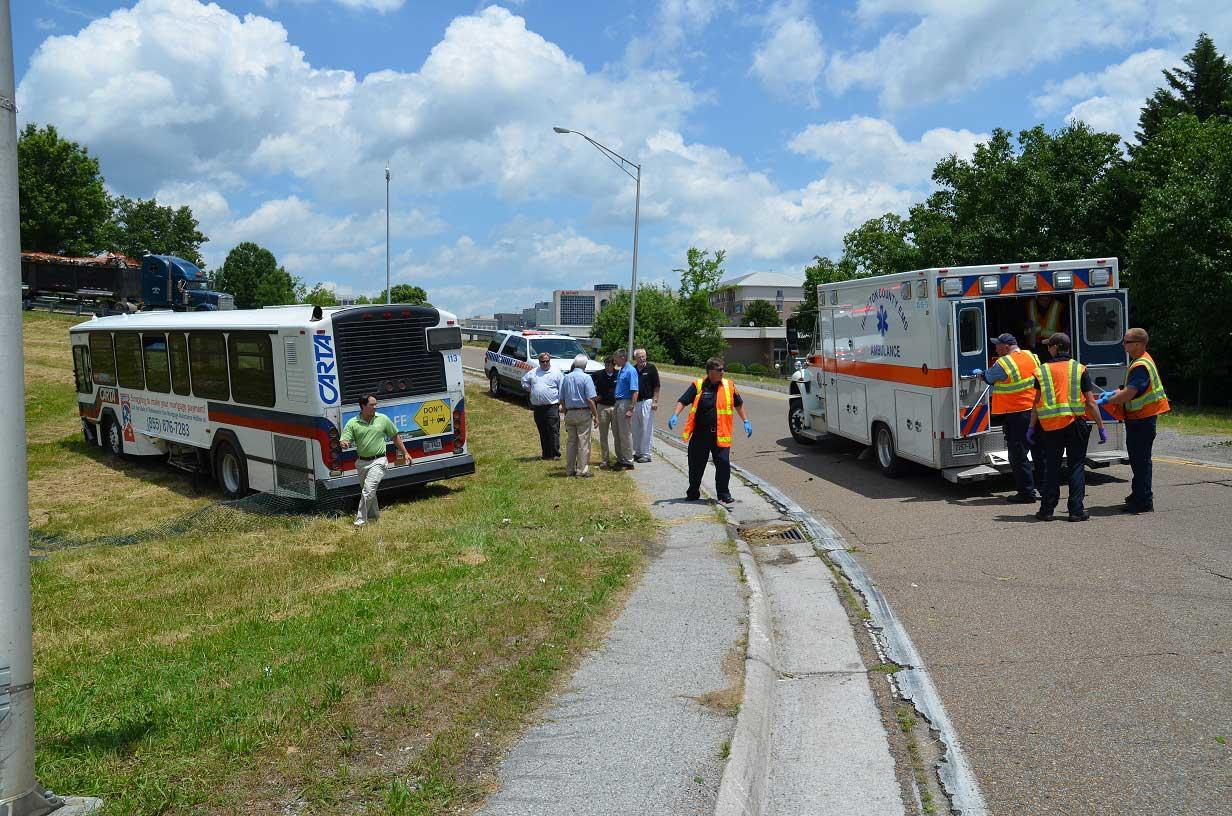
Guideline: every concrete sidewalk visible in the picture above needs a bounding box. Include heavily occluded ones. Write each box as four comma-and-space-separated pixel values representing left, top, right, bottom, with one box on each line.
478, 438, 906, 815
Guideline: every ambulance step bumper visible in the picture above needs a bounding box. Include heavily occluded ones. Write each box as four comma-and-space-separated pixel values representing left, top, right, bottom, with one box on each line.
798, 428, 828, 441
942, 464, 1005, 483
1086, 449, 1129, 468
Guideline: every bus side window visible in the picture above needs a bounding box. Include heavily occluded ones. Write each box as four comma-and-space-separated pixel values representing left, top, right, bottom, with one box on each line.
72, 346, 92, 393
229, 332, 275, 407
143, 333, 171, 394
114, 332, 146, 390
169, 332, 191, 396
88, 332, 117, 386
189, 331, 230, 401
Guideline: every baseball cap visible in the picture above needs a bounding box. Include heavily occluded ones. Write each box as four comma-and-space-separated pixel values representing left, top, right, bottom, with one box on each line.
1045, 332, 1071, 348
990, 332, 1016, 346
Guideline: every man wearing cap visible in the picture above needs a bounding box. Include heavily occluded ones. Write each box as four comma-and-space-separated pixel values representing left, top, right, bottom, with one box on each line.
1029, 332, 1107, 522
559, 354, 599, 477
973, 333, 1043, 503
1098, 327, 1169, 513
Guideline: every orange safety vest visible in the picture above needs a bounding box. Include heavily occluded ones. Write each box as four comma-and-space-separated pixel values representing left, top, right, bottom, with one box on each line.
1124, 352, 1170, 420
990, 349, 1040, 415
1027, 298, 1064, 345
682, 377, 736, 447
1036, 359, 1088, 431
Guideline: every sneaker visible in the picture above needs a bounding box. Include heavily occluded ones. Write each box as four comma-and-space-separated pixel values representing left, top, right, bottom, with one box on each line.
353, 518, 365, 527
1035, 509, 1055, 522
580, 471, 594, 478
634, 455, 651, 463
1068, 512, 1090, 522
718, 494, 735, 504
1122, 502, 1154, 514
620, 462, 635, 470
1006, 493, 1039, 504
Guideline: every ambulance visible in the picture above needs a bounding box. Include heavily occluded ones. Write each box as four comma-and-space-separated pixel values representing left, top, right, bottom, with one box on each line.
788, 258, 1130, 482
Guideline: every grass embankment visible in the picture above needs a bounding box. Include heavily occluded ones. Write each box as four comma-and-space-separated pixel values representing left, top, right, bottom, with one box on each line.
24, 312, 649, 815
1157, 404, 1232, 435
655, 360, 789, 389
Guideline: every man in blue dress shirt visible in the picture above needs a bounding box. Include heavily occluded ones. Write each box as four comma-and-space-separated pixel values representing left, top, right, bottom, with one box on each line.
612, 348, 639, 470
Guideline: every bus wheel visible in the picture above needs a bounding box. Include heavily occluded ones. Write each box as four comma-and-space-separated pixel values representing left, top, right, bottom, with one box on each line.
874, 423, 902, 477
214, 440, 249, 499
489, 369, 502, 397
104, 417, 124, 456
788, 396, 812, 445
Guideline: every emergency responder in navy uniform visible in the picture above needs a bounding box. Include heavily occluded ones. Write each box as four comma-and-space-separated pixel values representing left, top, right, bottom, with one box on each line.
1098, 327, 1170, 513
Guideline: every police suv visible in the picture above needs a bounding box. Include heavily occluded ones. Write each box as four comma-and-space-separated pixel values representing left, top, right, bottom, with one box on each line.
485, 330, 603, 400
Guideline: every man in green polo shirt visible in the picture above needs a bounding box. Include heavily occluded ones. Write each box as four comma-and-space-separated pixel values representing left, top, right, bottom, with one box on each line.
341, 394, 410, 527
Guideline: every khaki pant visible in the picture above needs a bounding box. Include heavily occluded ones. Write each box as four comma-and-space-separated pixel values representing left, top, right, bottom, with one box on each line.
356, 457, 387, 523
614, 399, 635, 465
564, 409, 593, 476
596, 404, 616, 464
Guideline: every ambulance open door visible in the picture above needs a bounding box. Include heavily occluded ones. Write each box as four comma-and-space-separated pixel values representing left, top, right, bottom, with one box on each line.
1074, 289, 1128, 419
951, 300, 992, 438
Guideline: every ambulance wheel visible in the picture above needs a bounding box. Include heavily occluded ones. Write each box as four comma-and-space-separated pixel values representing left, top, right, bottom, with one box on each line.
214, 440, 249, 499
103, 416, 124, 456
788, 397, 812, 445
489, 369, 502, 397
874, 423, 902, 477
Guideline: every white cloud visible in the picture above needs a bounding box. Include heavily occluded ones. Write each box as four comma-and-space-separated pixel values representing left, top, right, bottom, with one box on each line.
1032, 48, 1177, 140
262, 0, 405, 11
750, 0, 825, 106
826, 1, 1232, 110
789, 116, 985, 187
625, 0, 735, 67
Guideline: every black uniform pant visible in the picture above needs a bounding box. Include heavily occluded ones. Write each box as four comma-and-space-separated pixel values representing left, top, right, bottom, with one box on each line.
687, 429, 731, 499
1125, 416, 1157, 508
532, 403, 560, 458
1040, 420, 1090, 516
1002, 410, 1043, 496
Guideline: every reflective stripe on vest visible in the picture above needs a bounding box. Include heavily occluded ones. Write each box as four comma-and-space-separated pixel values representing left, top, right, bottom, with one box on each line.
1125, 352, 1170, 419
1036, 359, 1087, 431
681, 377, 736, 447
990, 349, 1040, 415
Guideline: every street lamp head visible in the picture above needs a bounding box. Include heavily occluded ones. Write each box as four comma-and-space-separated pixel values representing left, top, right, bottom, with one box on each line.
553, 127, 571, 134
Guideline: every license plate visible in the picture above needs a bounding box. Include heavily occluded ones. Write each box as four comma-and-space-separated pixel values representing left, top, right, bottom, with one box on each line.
952, 439, 978, 456
422, 438, 443, 453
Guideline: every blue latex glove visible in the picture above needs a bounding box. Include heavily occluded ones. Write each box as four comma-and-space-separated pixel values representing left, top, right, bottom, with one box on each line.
744, 419, 753, 438
1098, 427, 1108, 444
1096, 391, 1114, 405
972, 368, 984, 378
1026, 425, 1037, 446
667, 414, 678, 430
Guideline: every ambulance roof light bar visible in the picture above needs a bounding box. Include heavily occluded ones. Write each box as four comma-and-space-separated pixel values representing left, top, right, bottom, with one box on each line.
979, 275, 1000, 294
1053, 271, 1074, 289
1089, 268, 1111, 286
941, 278, 963, 296
1017, 273, 1038, 292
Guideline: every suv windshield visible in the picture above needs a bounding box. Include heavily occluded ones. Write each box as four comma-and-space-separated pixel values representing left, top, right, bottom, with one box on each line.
528, 337, 585, 358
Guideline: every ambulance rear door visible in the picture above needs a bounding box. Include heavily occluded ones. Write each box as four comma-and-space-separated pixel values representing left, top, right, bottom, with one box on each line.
1075, 288, 1128, 419
950, 299, 992, 440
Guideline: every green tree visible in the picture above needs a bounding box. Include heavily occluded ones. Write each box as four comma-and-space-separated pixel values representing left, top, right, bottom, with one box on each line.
792, 256, 854, 345
106, 196, 207, 266
17, 123, 112, 255
840, 214, 922, 276
741, 299, 781, 327
376, 284, 429, 305
302, 284, 339, 307
590, 285, 677, 363
214, 242, 301, 308
1126, 114, 1232, 406
673, 247, 727, 364
1135, 33, 1232, 150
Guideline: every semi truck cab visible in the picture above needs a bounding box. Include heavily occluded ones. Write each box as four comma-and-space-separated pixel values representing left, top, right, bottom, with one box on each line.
141, 255, 234, 311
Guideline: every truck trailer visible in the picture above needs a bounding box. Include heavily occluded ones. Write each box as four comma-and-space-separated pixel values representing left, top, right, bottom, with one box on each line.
788, 257, 1130, 483
21, 251, 234, 313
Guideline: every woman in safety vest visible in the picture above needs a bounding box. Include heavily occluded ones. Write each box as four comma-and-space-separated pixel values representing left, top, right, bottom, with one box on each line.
666, 357, 752, 504
1097, 327, 1169, 513
1028, 332, 1106, 522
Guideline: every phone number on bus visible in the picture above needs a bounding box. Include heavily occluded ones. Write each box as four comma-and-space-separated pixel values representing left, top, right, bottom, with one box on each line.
146, 417, 193, 438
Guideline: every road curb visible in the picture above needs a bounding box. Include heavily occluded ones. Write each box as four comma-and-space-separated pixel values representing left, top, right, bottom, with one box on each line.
722, 457, 990, 816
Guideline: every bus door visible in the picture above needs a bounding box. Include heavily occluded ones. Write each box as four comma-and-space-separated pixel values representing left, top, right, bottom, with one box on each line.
1074, 288, 1128, 403
951, 300, 992, 438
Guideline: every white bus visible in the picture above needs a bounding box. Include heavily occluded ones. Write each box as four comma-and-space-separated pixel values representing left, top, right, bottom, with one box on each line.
69, 304, 475, 500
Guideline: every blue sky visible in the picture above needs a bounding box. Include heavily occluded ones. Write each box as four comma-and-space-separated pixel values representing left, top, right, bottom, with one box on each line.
14, 1, 1231, 317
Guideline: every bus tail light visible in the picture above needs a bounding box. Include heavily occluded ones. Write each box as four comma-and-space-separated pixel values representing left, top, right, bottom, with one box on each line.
453, 404, 466, 450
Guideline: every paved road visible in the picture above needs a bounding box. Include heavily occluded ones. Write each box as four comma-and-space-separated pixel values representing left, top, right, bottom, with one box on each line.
463, 347, 1232, 814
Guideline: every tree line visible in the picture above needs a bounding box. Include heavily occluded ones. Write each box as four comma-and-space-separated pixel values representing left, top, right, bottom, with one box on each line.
16, 124, 428, 310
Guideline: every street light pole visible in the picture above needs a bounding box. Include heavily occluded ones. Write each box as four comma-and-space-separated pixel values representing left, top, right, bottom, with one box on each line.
385, 165, 391, 305
553, 127, 640, 355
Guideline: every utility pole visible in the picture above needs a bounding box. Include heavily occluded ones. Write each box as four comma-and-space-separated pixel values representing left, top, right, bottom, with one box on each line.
0, 3, 98, 811
385, 165, 391, 304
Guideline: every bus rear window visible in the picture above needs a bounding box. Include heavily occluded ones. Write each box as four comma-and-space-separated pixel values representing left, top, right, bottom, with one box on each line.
189, 332, 229, 401
229, 332, 275, 407
115, 332, 145, 390
88, 332, 116, 386
428, 327, 462, 352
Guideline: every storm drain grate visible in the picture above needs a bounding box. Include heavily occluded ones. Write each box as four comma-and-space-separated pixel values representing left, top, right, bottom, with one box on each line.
738, 522, 806, 543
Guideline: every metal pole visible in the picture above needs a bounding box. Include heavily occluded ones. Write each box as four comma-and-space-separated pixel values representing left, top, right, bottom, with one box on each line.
384, 166, 391, 305
626, 164, 640, 356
